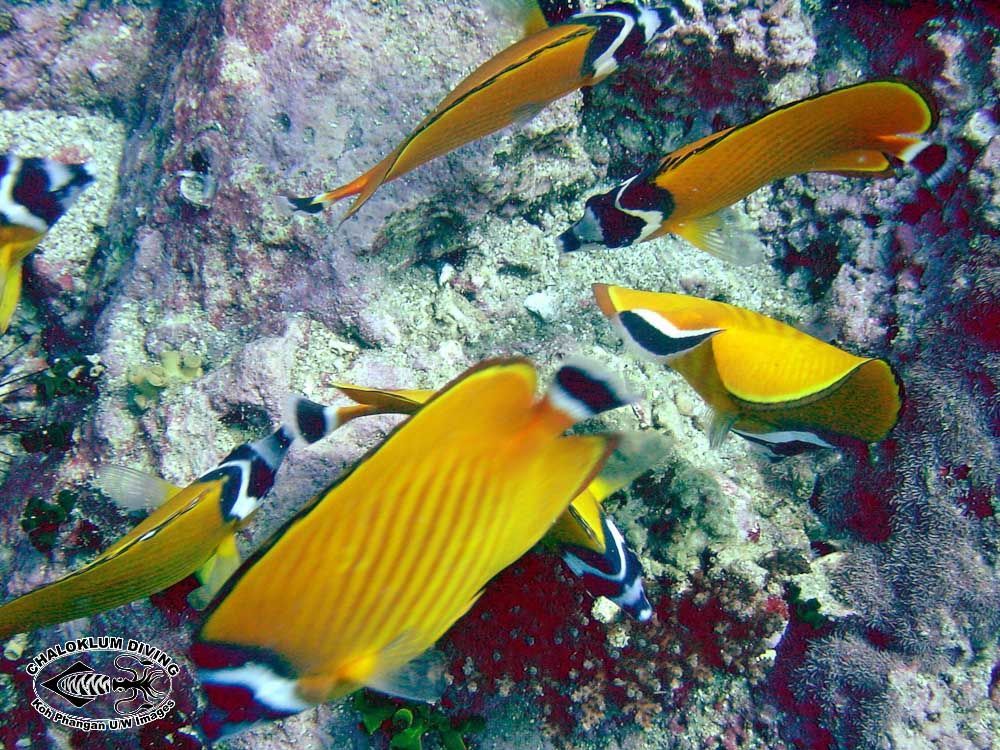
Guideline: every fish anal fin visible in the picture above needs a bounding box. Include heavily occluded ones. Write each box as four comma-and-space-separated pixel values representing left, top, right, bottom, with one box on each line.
95, 465, 182, 511
673, 207, 765, 266
811, 149, 892, 176
189, 535, 242, 610
708, 409, 737, 449
366, 639, 447, 704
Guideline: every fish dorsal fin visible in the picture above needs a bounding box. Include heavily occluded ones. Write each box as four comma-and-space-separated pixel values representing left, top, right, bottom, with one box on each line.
672, 207, 766, 266
366, 637, 447, 704
707, 409, 737, 449
333, 383, 431, 412
95, 465, 182, 511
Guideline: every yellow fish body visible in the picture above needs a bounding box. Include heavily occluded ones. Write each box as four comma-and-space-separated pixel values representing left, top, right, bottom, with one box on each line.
0, 155, 94, 333
287, 380, 665, 620
193, 358, 635, 739
560, 80, 938, 264
593, 283, 902, 455
288, 3, 684, 220
0, 416, 312, 638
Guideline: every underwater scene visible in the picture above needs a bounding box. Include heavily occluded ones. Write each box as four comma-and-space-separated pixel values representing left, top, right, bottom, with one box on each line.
0, 0, 998, 748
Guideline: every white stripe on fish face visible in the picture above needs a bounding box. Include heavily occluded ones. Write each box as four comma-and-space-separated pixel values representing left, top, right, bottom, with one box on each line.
0, 156, 48, 233
200, 662, 310, 713
210, 459, 256, 522
732, 428, 835, 457
572, 8, 637, 81
614, 175, 666, 244
562, 516, 651, 621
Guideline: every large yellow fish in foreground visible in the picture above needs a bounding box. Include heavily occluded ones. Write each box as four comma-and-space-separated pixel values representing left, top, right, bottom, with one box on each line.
192, 357, 635, 740
593, 284, 902, 456
286, 379, 665, 622
289, 1, 684, 221
0, 154, 94, 333
559, 80, 938, 264
0, 408, 316, 638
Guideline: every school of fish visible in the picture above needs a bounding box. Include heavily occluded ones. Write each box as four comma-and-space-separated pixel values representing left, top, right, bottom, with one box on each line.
0, 0, 946, 743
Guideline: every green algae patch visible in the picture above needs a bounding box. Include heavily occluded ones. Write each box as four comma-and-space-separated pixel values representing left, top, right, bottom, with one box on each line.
128, 348, 204, 410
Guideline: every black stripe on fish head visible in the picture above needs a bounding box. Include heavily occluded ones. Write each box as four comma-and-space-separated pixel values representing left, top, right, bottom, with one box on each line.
562, 516, 652, 621
559, 184, 651, 252
552, 357, 635, 418
617, 310, 720, 361
12, 158, 93, 226
210, 432, 288, 522
578, 6, 637, 80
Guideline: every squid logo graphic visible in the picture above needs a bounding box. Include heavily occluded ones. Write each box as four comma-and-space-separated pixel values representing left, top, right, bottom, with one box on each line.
26, 637, 179, 731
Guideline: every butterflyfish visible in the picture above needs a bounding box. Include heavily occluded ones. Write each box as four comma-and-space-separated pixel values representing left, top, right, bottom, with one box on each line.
0, 402, 335, 638
285, 381, 666, 621
192, 357, 636, 739
559, 80, 938, 264
288, 2, 685, 221
593, 284, 903, 455
0, 154, 94, 333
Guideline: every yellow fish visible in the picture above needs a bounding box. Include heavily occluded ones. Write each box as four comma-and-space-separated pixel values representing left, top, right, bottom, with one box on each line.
288, 2, 684, 221
0, 154, 94, 333
192, 357, 635, 739
559, 80, 938, 264
0, 408, 321, 638
286, 380, 666, 621
593, 283, 903, 455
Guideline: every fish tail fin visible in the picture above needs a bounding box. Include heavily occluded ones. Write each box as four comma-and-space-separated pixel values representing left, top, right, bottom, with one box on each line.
284, 170, 372, 215
94, 465, 182, 511
540, 356, 637, 431
0, 258, 24, 335
191, 642, 311, 741
282, 395, 344, 445
673, 207, 766, 266
590, 431, 669, 500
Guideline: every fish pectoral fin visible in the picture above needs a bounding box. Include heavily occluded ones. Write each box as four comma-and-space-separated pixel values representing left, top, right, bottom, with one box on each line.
94, 465, 182, 511
674, 207, 766, 266
366, 645, 447, 704
0, 258, 24, 334
707, 409, 737, 449
811, 148, 893, 176
189, 535, 242, 610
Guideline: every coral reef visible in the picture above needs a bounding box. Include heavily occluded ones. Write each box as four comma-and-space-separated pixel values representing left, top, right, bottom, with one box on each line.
0, 0, 997, 749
